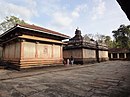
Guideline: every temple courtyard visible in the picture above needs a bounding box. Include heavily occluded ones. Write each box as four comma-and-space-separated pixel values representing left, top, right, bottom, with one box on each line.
0, 61, 130, 97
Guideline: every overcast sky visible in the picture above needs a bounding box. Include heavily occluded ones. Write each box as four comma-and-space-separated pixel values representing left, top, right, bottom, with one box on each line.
0, 0, 129, 38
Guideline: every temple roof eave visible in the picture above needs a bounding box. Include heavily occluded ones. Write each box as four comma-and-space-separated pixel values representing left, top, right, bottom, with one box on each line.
0, 24, 70, 40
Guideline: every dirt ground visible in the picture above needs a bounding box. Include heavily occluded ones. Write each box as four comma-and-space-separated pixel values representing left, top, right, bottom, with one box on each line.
0, 61, 130, 97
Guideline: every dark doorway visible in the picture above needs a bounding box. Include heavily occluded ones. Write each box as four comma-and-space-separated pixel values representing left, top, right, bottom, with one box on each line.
126, 53, 130, 60
119, 53, 124, 58
113, 53, 117, 59
108, 53, 111, 59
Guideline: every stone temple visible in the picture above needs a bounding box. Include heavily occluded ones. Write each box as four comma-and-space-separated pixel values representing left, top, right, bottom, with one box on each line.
0, 24, 69, 69
63, 29, 109, 64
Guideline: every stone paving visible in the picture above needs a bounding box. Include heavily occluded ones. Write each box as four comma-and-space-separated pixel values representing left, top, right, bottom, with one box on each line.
0, 61, 130, 97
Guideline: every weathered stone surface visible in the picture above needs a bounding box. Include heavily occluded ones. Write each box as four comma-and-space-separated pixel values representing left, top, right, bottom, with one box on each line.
0, 61, 130, 97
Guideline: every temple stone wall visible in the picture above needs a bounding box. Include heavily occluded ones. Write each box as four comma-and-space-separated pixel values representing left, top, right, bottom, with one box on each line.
63, 48, 103, 64
37, 43, 53, 59
1, 42, 21, 69
63, 49, 108, 64
20, 41, 63, 68
1, 41, 63, 69
63, 49, 82, 59
2, 42, 21, 61
23, 42, 36, 58
82, 49, 97, 63
53, 45, 61, 59
63, 49, 84, 64
99, 50, 109, 61
83, 49, 95, 58
22, 42, 61, 59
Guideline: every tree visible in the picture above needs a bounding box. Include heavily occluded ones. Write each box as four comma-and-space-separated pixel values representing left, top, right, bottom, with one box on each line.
112, 24, 130, 48
0, 16, 26, 34
105, 36, 111, 43
104, 36, 113, 48
94, 33, 106, 43
83, 33, 114, 48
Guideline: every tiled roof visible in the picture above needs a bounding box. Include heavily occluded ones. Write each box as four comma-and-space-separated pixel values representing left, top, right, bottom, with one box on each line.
0, 23, 70, 39
17, 24, 70, 39
109, 48, 130, 53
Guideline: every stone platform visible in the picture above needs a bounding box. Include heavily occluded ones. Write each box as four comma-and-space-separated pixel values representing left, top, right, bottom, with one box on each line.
0, 61, 130, 97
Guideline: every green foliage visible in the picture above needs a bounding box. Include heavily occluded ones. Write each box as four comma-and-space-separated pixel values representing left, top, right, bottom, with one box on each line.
83, 33, 113, 48
0, 16, 26, 34
112, 24, 130, 48
104, 36, 113, 48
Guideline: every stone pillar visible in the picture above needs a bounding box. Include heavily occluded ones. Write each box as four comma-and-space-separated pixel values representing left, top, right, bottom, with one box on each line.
35, 42, 39, 58
20, 39, 26, 60
124, 53, 127, 58
117, 53, 119, 59
52, 44, 54, 58
96, 41, 100, 63
111, 53, 113, 59
60, 45, 63, 59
